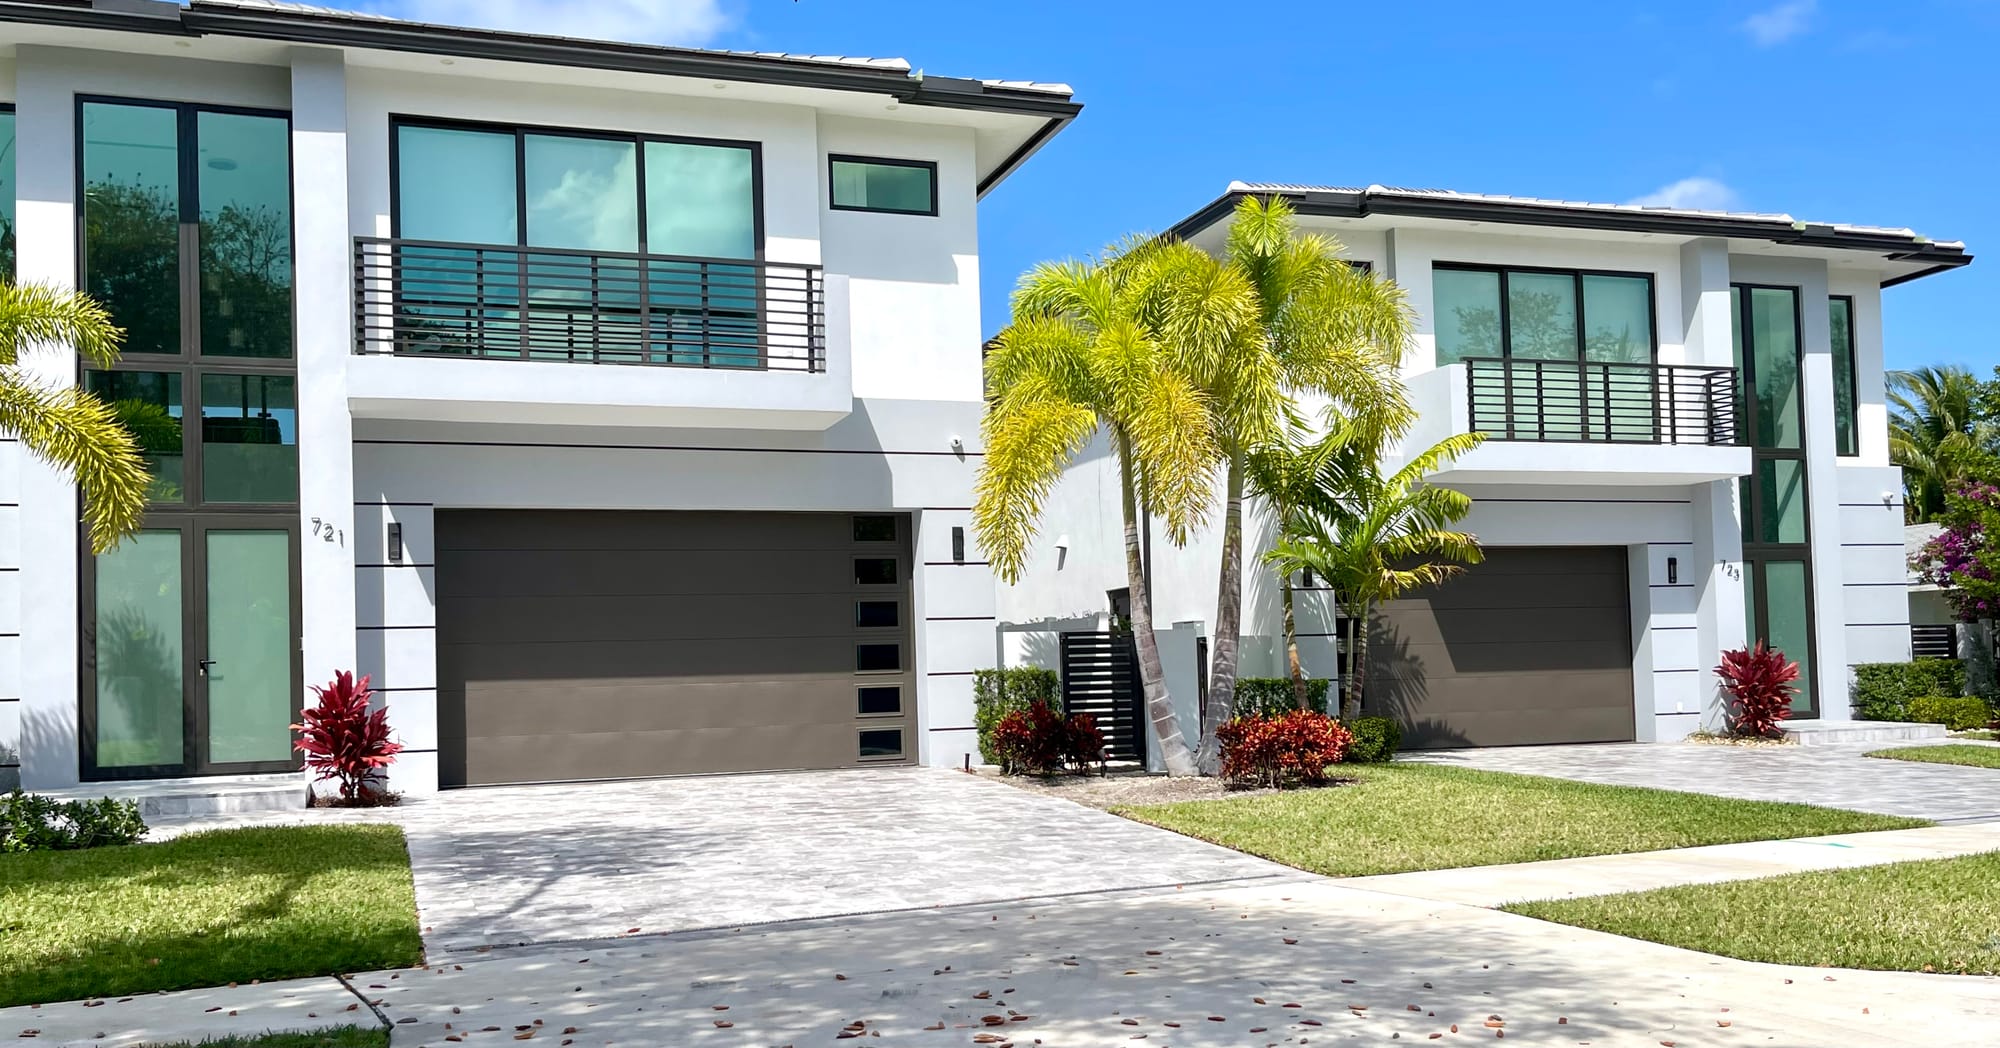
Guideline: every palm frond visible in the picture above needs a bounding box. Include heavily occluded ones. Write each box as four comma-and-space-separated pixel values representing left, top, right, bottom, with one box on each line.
0, 282, 126, 368
0, 373, 150, 553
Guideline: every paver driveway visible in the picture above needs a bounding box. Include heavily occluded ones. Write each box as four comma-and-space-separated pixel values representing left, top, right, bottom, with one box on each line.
379, 768, 1298, 953
1415, 740, 2000, 822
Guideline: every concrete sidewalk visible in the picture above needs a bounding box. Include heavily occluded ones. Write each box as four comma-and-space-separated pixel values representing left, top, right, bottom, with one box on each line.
1341, 821, 2000, 907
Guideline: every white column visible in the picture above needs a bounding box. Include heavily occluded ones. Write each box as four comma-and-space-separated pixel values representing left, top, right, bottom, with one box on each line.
1691, 480, 1748, 732
289, 50, 358, 702
1679, 238, 1733, 368
14, 49, 81, 790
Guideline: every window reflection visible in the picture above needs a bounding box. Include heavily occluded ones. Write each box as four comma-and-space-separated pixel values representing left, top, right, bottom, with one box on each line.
200, 374, 297, 503
198, 111, 294, 358
84, 370, 185, 503
82, 102, 181, 356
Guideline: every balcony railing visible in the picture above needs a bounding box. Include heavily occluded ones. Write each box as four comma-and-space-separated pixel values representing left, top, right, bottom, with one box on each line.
353, 237, 825, 371
1465, 358, 1738, 446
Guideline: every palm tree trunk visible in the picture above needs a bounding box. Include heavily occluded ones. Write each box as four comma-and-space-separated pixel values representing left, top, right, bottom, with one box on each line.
1118, 428, 1197, 775
1343, 599, 1371, 721
1194, 452, 1245, 774
1283, 574, 1305, 708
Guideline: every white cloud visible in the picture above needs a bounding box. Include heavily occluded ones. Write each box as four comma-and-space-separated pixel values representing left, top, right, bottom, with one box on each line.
1628, 177, 1741, 212
1742, 0, 1816, 47
368, 1, 734, 47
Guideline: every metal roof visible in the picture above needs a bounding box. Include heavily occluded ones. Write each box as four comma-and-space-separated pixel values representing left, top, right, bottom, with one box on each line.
1168, 182, 1971, 287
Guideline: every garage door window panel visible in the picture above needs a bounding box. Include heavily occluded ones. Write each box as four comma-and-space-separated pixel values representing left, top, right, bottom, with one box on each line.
858, 728, 906, 760
854, 557, 898, 586
857, 685, 902, 717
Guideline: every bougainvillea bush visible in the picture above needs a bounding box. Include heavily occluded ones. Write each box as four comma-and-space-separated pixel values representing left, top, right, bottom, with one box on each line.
1916, 480, 2000, 621
294, 670, 403, 805
991, 700, 1105, 775
1216, 709, 1352, 789
1716, 643, 1799, 739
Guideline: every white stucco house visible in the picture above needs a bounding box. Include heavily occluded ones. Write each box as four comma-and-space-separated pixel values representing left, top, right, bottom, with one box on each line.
0, 0, 1078, 797
998, 183, 1971, 753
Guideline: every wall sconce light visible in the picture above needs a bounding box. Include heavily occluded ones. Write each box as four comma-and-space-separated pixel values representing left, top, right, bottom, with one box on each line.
951, 526, 966, 564
1303, 567, 1316, 588
387, 522, 403, 564
1054, 534, 1070, 571
1666, 556, 1678, 585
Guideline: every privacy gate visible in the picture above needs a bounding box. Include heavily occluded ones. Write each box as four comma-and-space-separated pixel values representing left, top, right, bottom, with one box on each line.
1058, 631, 1146, 763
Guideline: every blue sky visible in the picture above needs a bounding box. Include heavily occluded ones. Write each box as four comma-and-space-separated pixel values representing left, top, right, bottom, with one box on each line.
368, 0, 1998, 373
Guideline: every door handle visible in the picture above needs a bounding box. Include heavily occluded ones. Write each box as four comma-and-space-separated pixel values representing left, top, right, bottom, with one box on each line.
198, 658, 217, 677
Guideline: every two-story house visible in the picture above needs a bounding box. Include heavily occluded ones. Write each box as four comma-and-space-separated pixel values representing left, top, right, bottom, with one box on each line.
997, 183, 1970, 754
0, 0, 1077, 797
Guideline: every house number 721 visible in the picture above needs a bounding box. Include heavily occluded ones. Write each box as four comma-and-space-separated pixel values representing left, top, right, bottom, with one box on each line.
311, 517, 345, 547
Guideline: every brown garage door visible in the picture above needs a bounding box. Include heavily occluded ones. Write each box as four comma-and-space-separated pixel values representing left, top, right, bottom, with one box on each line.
435, 510, 916, 787
1364, 547, 1635, 749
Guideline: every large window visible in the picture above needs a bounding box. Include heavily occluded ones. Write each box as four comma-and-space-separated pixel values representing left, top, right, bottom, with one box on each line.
1733, 283, 1817, 716
78, 97, 301, 781
1, 104, 15, 277
1830, 296, 1858, 457
828, 155, 937, 216
393, 120, 760, 259
1432, 264, 1655, 366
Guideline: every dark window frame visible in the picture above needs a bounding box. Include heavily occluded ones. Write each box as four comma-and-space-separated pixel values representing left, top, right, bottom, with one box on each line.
1, 102, 15, 279
74, 95, 303, 782
74, 94, 298, 368
1829, 294, 1860, 458
388, 113, 767, 261
1432, 261, 1660, 364
1733, 281, 1818, 720
856, 684, 903, 718
827, 153, 939, 217
857, 726, 907, 761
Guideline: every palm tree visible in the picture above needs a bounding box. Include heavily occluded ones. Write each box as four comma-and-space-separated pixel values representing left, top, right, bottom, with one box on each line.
1, 283, 150, 553
1163, 197, 1412, 772
1242, 425, 1338, 709
1889, 365, 1993, 523
977, 241, 1248, 776
1270, 429, 1485, 720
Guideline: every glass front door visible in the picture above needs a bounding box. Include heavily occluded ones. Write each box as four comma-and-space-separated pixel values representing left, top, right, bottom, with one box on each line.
84, 521, 300, 779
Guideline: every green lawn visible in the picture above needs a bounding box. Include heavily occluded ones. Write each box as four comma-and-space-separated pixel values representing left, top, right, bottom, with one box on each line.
1955, 730, 1999, 742
140, 1030, 387, 1048
1869, 744, 2000, 768
1505, 851, 2000, 975
1116, 763, 1926, 877
0, 825, 423, 1008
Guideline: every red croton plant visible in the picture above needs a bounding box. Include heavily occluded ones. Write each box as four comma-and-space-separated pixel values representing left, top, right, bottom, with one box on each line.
1216, 709, 1352, 789
293, 670, 403, 803
1715, 642, 1800, 739
991, 700, 1105, 775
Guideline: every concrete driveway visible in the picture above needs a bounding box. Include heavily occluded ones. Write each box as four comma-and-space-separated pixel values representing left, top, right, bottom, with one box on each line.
378, 768, 1298, 953
1415, 739, 2000, 823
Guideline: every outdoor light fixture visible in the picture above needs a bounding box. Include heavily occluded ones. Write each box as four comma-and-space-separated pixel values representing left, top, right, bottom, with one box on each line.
388, 522, 403, 564
1667, 556, 1678, 585
1055, 534, 1070, 571
951, 526, 966, 563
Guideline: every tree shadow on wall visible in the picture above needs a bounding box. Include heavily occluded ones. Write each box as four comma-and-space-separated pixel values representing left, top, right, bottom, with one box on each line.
1360, 614, 1474, 751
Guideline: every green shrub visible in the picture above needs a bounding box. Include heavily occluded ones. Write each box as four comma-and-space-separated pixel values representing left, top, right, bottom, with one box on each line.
1851, 658, 1966, 721
1908, 695, 1994, 731
1232, 677, 1332, 717
0, 790, 147, 853
1345, 716, 1403, 762
973, 667, 1060, 766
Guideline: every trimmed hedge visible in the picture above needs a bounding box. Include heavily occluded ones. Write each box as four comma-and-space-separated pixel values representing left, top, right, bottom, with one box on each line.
973, 667, 1060, 766
1231, 677, 1332, 717
1852, 658, 1966, 722
1, 790, 147, 853
1345, 716, 1402, 762
1909, 695, 1995, 731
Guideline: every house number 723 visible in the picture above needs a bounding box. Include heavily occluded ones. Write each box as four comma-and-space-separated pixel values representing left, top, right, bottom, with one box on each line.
311, 517, 345, 547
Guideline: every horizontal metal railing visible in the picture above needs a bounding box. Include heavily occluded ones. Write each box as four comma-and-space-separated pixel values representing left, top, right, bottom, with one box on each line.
1911, 624, 1956, 660
353, 236, 825, 372
1465, 358, 1738, 446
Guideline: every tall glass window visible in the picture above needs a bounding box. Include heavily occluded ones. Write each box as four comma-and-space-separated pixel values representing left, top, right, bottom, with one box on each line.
78, 97, 301, 781
1830, 297, 1858, 457
646, 140, 756, 258
197, 111, 294, 358
81, 101, 183, 356
0, 106, 15, 277
1735, 283, 1816, 716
